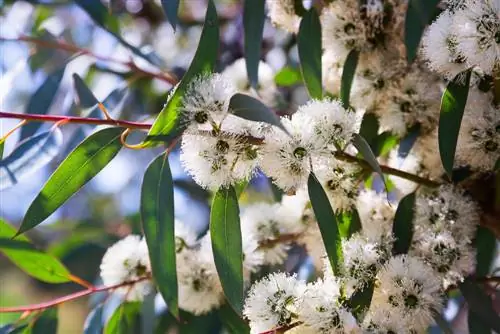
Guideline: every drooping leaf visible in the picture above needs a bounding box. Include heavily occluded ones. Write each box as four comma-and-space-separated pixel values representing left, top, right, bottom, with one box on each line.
340, 50, 359, 108
243, 0, 265, 88
459, 279, 500, 333
83, 304, 104, 334
274, 66, 302, 87
218, 304, 250, 334
161, 0, 180, 31
141, 153, 178, 318
73, 73, 99, 109
359, 113, 379, 153
0, 219, 71, 283
144, 0, 219, 146
32, 308, 58, 334
18, 127, 124, 235
307, 173, 343, 275
105, 303, 142, 334
468, 312, 492, 334
352, 134, 387, 191
336, 210, 362, 239
392, 192, 415, 255
474, 226, 496, 279
439, 70, 471, 178
229, 93, 289, 135
210, 186, 243, 315
347, 281, 374, 317
297, 8, 322, 99
0, 127, 63, 191
375, 132, 399, 157
404, 0, 441, 64
20, 66, 65, 139
432, 311, 453, 334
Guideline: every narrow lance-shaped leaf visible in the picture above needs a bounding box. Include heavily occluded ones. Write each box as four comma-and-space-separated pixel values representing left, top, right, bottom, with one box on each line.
439, 70, 471, 178
298, 8, 322, 99
392, 192, 415, 255
32, 308, 58, 334
83, 304, 104, 334
404, 0, 441, 64
359, 113, 380, 153
307, 173, 343, 275
20, 66, 65, 139
0, 219, 71, 283
161, 0, 180, 31
0, 127, 63, 191
336, 210, 362, 239
73, 73, 99, 109
144, 0, 219, 146
352, 133, 388, 192
18, 127, 124, 235
83, 86, 128, 119
105, 302, 142, 334
274, 66, 302, 87
141, 153, 178, 318
210, 186, 243, 315
243, 0, 265, 88
459, 279, 500, 333
433, 311, 453, 334
229, 93, 289, 135
340, 50, 359, 108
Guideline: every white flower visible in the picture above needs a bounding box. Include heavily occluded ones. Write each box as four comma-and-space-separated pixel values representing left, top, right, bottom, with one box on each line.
421, 11, 468, 79
454, 0, 500, 75
266, 0, 301, 33
362, 308, 408, 333
177, 248, 224, 315
411, 230, 475, 287
222, 58, 277, 106
278, 189, 311, 227
243, 272, 305, 334
260, 113, 325, 191
372, 255, 443, 331
414, 185, 479, 243
100, 235, 153, 301
240, 203, 294, 265
314, 159, 361, 213
298, 220, 327, 270
295, 99, 361, 150
180, 73, 236, 130
298, 279, 360, 333
456, 89, 500, 171
413, 130, 446, 180
180, 133, 257, 189
356, 190, 395, 242
323, 51, 343, 96
175, 219, 199, 252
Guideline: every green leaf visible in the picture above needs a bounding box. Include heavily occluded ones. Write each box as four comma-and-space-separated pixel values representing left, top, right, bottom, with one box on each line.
340, 50, 359, 108
32, 308, 58, 334
73, 73, 99, 109
105, 303, 142, 334
218, 304, 250, 334
274, 66, 302, 87
0, 139, 4, 160
83, 87, 128, 119
144, 0, 219, 146
297, 8, 322, 99
161, 0, 180, 31
210, 186, 243, 315
404, 0, 441, 63
468, 312, 491, 334
18, 127, 124, 235
375, 132, 399, 157
243, 0, 265, 88
359, 113, 379, 153
229, 93, 289, 135
459, 279, 500, 333
352, 133, 387, 191
392, 192, 415, 255
141, 153, 178, 318
336, 210, 362, 239
347, 281, 374, 317
0, 219, 71, 283
438, 70, 471, 178
20, 66, 65, 139
307, 173, 343, 276
474, 226, 496, 278
83, 304, 104, 334
432, 311, 453, 334
1, 127, 63, 191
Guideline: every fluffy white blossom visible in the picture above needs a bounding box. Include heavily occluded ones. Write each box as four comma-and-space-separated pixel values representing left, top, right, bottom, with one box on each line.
243, 273, 305, 334
100, 235, 153, 301
180, 133, 257, 189
414, 185, 479, 243
177, 248, 224, 315
454, 0, 500, 75
175, 219, 199, 252
356, 190, 395, 242
223, 58, 277, 106
412, 130, 446, 180
362, 308, 408, 333
298, 279, 360, 333
180, 73, 236, 130
421, 11, 468, 79
266, 0, 301, 33
372, 255, 443, 331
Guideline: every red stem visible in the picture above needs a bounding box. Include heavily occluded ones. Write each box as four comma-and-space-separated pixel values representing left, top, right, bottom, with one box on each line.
0, 111, 152, 130
0, 277, 149, 313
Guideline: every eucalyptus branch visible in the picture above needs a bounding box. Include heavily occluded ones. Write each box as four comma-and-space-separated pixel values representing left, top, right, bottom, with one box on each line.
259, 322, 303, 334
0, 36, 178, 85
0, 276, 150, 313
